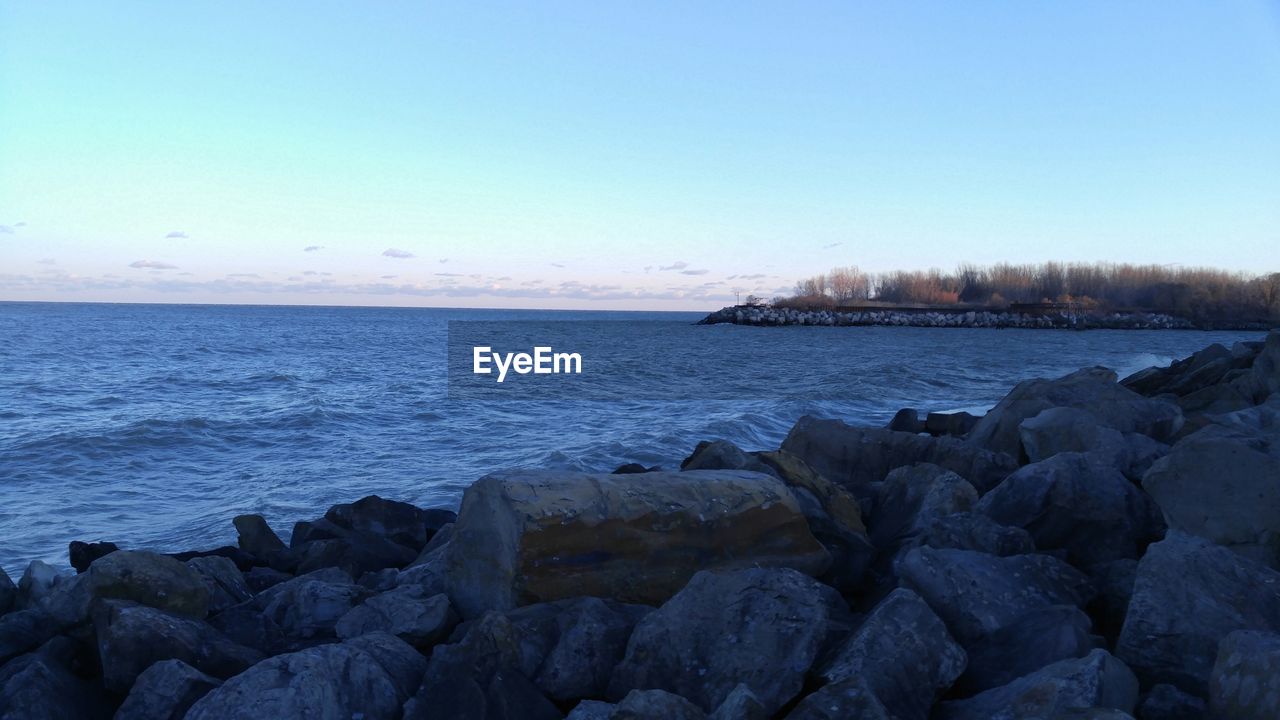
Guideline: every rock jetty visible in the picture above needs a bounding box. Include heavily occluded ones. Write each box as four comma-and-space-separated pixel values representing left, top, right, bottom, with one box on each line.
698, 304, 1273, 330
2, 332, 1279, 718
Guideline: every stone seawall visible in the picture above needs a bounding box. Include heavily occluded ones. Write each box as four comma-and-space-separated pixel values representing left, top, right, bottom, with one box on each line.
698, 304, 1271, 330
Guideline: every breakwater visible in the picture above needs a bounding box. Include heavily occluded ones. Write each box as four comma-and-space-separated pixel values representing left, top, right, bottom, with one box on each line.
698, 304, 1272, 330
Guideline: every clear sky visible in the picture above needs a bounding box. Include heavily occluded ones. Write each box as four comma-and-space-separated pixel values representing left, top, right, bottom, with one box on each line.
2, 2, 1278, 310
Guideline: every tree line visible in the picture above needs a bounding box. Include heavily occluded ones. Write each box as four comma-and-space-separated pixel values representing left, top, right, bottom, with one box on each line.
776, 262, 1280, 321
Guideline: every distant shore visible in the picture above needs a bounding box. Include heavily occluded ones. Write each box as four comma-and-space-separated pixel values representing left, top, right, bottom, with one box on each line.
698, 303, 1276, 331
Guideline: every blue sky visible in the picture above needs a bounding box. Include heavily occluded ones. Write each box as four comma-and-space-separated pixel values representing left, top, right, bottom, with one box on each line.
2, 2, 1278, 309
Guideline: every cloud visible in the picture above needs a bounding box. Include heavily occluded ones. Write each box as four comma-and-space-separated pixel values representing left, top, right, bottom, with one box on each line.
0, 226, 14, 234
822, 242, 842, 249
550, 262, 566, 268
381, 274, 397, 279
37, 258, 56, 265
227, 273, 260, 278
382, 248, 414, 259
166, 231, 189, 239
680, 269, 709, 276
129, 260, 178, 270
439, 258, 449, 264
304, 245, 324, 252
659, 261, 688, 271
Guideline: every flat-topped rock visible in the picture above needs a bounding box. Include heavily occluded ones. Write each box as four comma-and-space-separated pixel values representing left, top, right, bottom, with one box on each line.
444, 470, 830, 617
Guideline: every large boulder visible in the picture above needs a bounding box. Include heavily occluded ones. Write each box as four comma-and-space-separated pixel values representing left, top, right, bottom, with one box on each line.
0, 568, 14, 615
896, 546, 1094, 645
93, 600, 263, 693
1115, 532, 1280, 694
967, 367, 1183, 458
914, 512, 1036, 557
782, 416, 1017, 495
1136, 683, 1206, 720
1142, 398, 1280, 568
0, 609, 57, 665
84, 550, 210, 619
955, 605, 1095, 694
608, 567, 849, 715
0, 638, 110, 720
977, 453, 1163, 566
936, 649, 1139, 720
335, 585, 458, 649
869, 463, 978, 550
186, 555, 252, 615
252, 567, 369, 643
783, 677, 893, 719
513, 597, 651, 703
444, 470, 830, 617
114, 659, 222, 720
1018, 407, 1170, 479
232, 514, 295, 571
1209, 629, 1280, 720
819, 588, 966, 720
186, 632, 426, 720
323, 495, 454, 553
611, 689, 706, 720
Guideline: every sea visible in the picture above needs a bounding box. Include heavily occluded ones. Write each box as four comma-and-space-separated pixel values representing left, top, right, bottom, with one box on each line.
0, 301, 1264, 576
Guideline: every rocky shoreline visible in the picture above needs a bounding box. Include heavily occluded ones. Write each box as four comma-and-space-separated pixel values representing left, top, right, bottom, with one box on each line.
698, 304, 1274, 330
2, 333, 1279, 719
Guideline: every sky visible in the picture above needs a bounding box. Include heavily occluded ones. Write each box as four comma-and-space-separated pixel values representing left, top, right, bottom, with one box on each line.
1, 2, 1279, 310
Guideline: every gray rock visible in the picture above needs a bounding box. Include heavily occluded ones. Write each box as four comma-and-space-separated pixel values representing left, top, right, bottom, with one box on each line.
0, 609, 57, 665
916, 512, 1036, 556
820, 588, 965, 720
977, 453, 1163, 566
957, 605, 1095, 694
968, 366, 1183, 458
252, 567, 368, 642
0, 639, 110, 720
612, 689, 706, 720
16, 560, 63, 609
1136, 683, 1205, 720
242, 565, 290, 593
566, 701, 615, 720
888, 408, 924, 433
937, 649, 1139, 720
186, 632, 426, 720
783, 677, 893, 719
709, 684, 767, 720
68, 540, 120, 573
680, 439, 765, 471
782, 416, 1017, 494
232, 514, 294, 571
1018, 407, 1170, 479
1087, 559, 1139, 642
896, 546, 1094, 645
1142, 398, 1280, 568
1208, 630, 1280, 720
0, 568, 16, 615
403, 611, 563, 720
925, 411, 980, 438
869, 463, 978, 550
532, 597, 649, 702
186, 555, 252, 615
114, 659, 221, 720
445, 470, 829, 617
88, 550, 211, 619
609, 567, 849, 715
1116, 532, 1280, 695
335, 585, 457, 649
93, 600, 262, 693
324, 494, 451, 552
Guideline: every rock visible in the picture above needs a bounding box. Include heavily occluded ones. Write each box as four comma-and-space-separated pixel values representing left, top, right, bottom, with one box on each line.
567, 700, 615, 719
1115, 532, 1280, 694
681, 439, 764, 471
291, 527, 418, 578
445, 470, 829, 617
167, 545, 260, 571
186, 632, 427, 720
888, 408, 924, 433
956, 605, 1095, 694
1208, 629, 1280, 720
925, 411, 980, 438
612, 689, 706, 720
820, 588, 965, 720
530, 597, 649, 702
16, 560, 63, 609
967, 367, 1183, 458
0, 609, 58, 665
1018, 407, 1169, 479
335, 585, 458, 649
609, 567, 849, 715
324, 494, 450, 552
0, 568, 14, 615
869, 463, 977, 550
937, 649, 1139, 720
896, 546, 1094, 645
186, 555, 252, 614
783, 677, 893, 719
68, 540, 119, 573
708, 685, 767, 720
404, 612, 562, 720
232, 514, 294, 571
253, 567, 369, 643
1142, 398, 1280, 568
915, 512, 1036, 556
1086, 559, 1138, 642
754, 450, 867, 536
87, 550, 211, 619
243, 565, 291, 593
93, 600, 263, 693
206, 601, 286, 656
977, 453, 1163, 566
114, 659, 222, 720
1136, 683, 1205, 720
612, 463, 649, 474
0, 639, 110, 720
782, 416, 1017, 495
